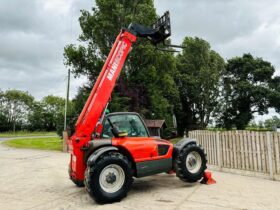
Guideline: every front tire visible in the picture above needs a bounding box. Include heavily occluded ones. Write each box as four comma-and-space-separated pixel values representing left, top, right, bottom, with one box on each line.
85, 152, 133, 203
175, 143, 207, 183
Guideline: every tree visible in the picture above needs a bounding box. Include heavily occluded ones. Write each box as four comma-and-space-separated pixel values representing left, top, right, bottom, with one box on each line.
268, 76, 280, 112
27, 101, 45, 131
28, 95, 65, 131
42, 95, 65, 131
264, 116, 280, 129
0, 89, 9, 131
0, 90, 34, 132
219, 54, 279, 129
175, 37, 225, 133
64, 0, 179, 128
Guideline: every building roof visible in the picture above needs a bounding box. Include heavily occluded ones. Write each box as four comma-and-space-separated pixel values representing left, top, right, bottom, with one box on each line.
144, 119, 167, 128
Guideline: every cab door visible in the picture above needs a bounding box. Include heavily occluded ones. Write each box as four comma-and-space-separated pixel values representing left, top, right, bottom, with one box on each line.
102, 112, 173, 161
114, 136, 159, 162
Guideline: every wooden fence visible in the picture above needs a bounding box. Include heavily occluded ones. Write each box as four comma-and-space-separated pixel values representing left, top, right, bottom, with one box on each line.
189, 130, 280, 180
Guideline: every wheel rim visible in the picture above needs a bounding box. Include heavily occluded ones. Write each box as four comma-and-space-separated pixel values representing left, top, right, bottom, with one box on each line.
99, 164, 125, 193
186, 151, 202, 174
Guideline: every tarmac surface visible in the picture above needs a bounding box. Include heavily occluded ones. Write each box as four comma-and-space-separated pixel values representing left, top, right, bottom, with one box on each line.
0, 142, 280, 210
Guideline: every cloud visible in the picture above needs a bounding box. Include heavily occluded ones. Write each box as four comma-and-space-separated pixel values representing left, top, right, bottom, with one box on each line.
0, 0, 91, 99
154, 0, 280, 72
154, 0, 280, 120
0, 0, 279, 120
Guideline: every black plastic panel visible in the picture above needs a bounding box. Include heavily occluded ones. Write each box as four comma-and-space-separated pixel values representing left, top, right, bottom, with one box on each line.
158, 144, 169, 156
136, 158, 172, 177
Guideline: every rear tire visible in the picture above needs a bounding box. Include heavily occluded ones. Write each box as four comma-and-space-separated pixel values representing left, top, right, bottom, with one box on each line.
175, 143, 207, 183
85, 152, 133, 203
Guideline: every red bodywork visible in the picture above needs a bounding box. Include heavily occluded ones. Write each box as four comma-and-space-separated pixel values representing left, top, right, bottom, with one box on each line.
112, 137, 173, 163
68, 30, 173, 182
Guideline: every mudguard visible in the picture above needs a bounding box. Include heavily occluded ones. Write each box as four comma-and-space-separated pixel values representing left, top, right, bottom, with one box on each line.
173, 137, 197, 156
83, 139, 112, 163
87, 146, 118, 167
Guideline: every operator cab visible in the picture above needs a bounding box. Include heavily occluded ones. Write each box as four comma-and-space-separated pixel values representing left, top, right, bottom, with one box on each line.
101, 112, 150, 138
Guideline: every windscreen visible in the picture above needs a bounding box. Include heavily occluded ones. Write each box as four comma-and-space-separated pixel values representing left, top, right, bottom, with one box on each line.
102, 114, 148, 138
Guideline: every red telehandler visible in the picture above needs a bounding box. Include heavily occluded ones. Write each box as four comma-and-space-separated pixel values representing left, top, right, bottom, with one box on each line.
68, 12, 207, 203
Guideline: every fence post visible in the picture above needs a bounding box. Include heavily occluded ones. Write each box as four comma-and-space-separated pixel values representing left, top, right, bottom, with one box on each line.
266, 132, 274, 180
216, 131, 222, 170
62, 131, 69, 153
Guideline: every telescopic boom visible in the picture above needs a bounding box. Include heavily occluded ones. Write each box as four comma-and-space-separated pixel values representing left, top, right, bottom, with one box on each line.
72, 12, 171, 141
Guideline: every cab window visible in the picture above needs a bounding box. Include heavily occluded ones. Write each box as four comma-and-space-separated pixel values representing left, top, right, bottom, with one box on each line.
102, 114, 148, 138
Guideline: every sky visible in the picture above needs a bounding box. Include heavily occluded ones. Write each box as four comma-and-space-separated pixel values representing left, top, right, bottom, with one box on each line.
0, 0, 279, 121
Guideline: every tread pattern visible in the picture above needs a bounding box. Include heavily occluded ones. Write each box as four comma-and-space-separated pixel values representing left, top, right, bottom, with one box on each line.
175, 143, 207, 183
85, 152, 133, 203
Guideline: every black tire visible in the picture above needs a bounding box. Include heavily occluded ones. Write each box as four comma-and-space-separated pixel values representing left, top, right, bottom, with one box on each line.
84, 152, 133, 203
175, 143, 207, 183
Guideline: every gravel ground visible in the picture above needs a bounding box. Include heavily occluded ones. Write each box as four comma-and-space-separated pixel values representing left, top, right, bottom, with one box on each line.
0, 143, 280, 210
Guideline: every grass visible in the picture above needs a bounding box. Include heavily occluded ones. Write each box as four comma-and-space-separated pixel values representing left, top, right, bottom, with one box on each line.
3, 135, 179, 151
3, 137, 62, 151
170, 137, 183, 144
0, 131, 57, 138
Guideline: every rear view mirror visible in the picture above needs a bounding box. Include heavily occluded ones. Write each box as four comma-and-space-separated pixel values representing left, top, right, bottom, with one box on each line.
110, 127, 128, 138
118, 132, 128, 138
107, 117, 127, 138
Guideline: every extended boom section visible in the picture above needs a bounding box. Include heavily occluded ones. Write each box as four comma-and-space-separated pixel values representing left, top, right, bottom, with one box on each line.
69, 31, 136, 182
74, 31, 137, 139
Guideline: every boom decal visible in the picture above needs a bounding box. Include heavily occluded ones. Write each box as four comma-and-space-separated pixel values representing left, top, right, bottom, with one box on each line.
107, 42, 128, 81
